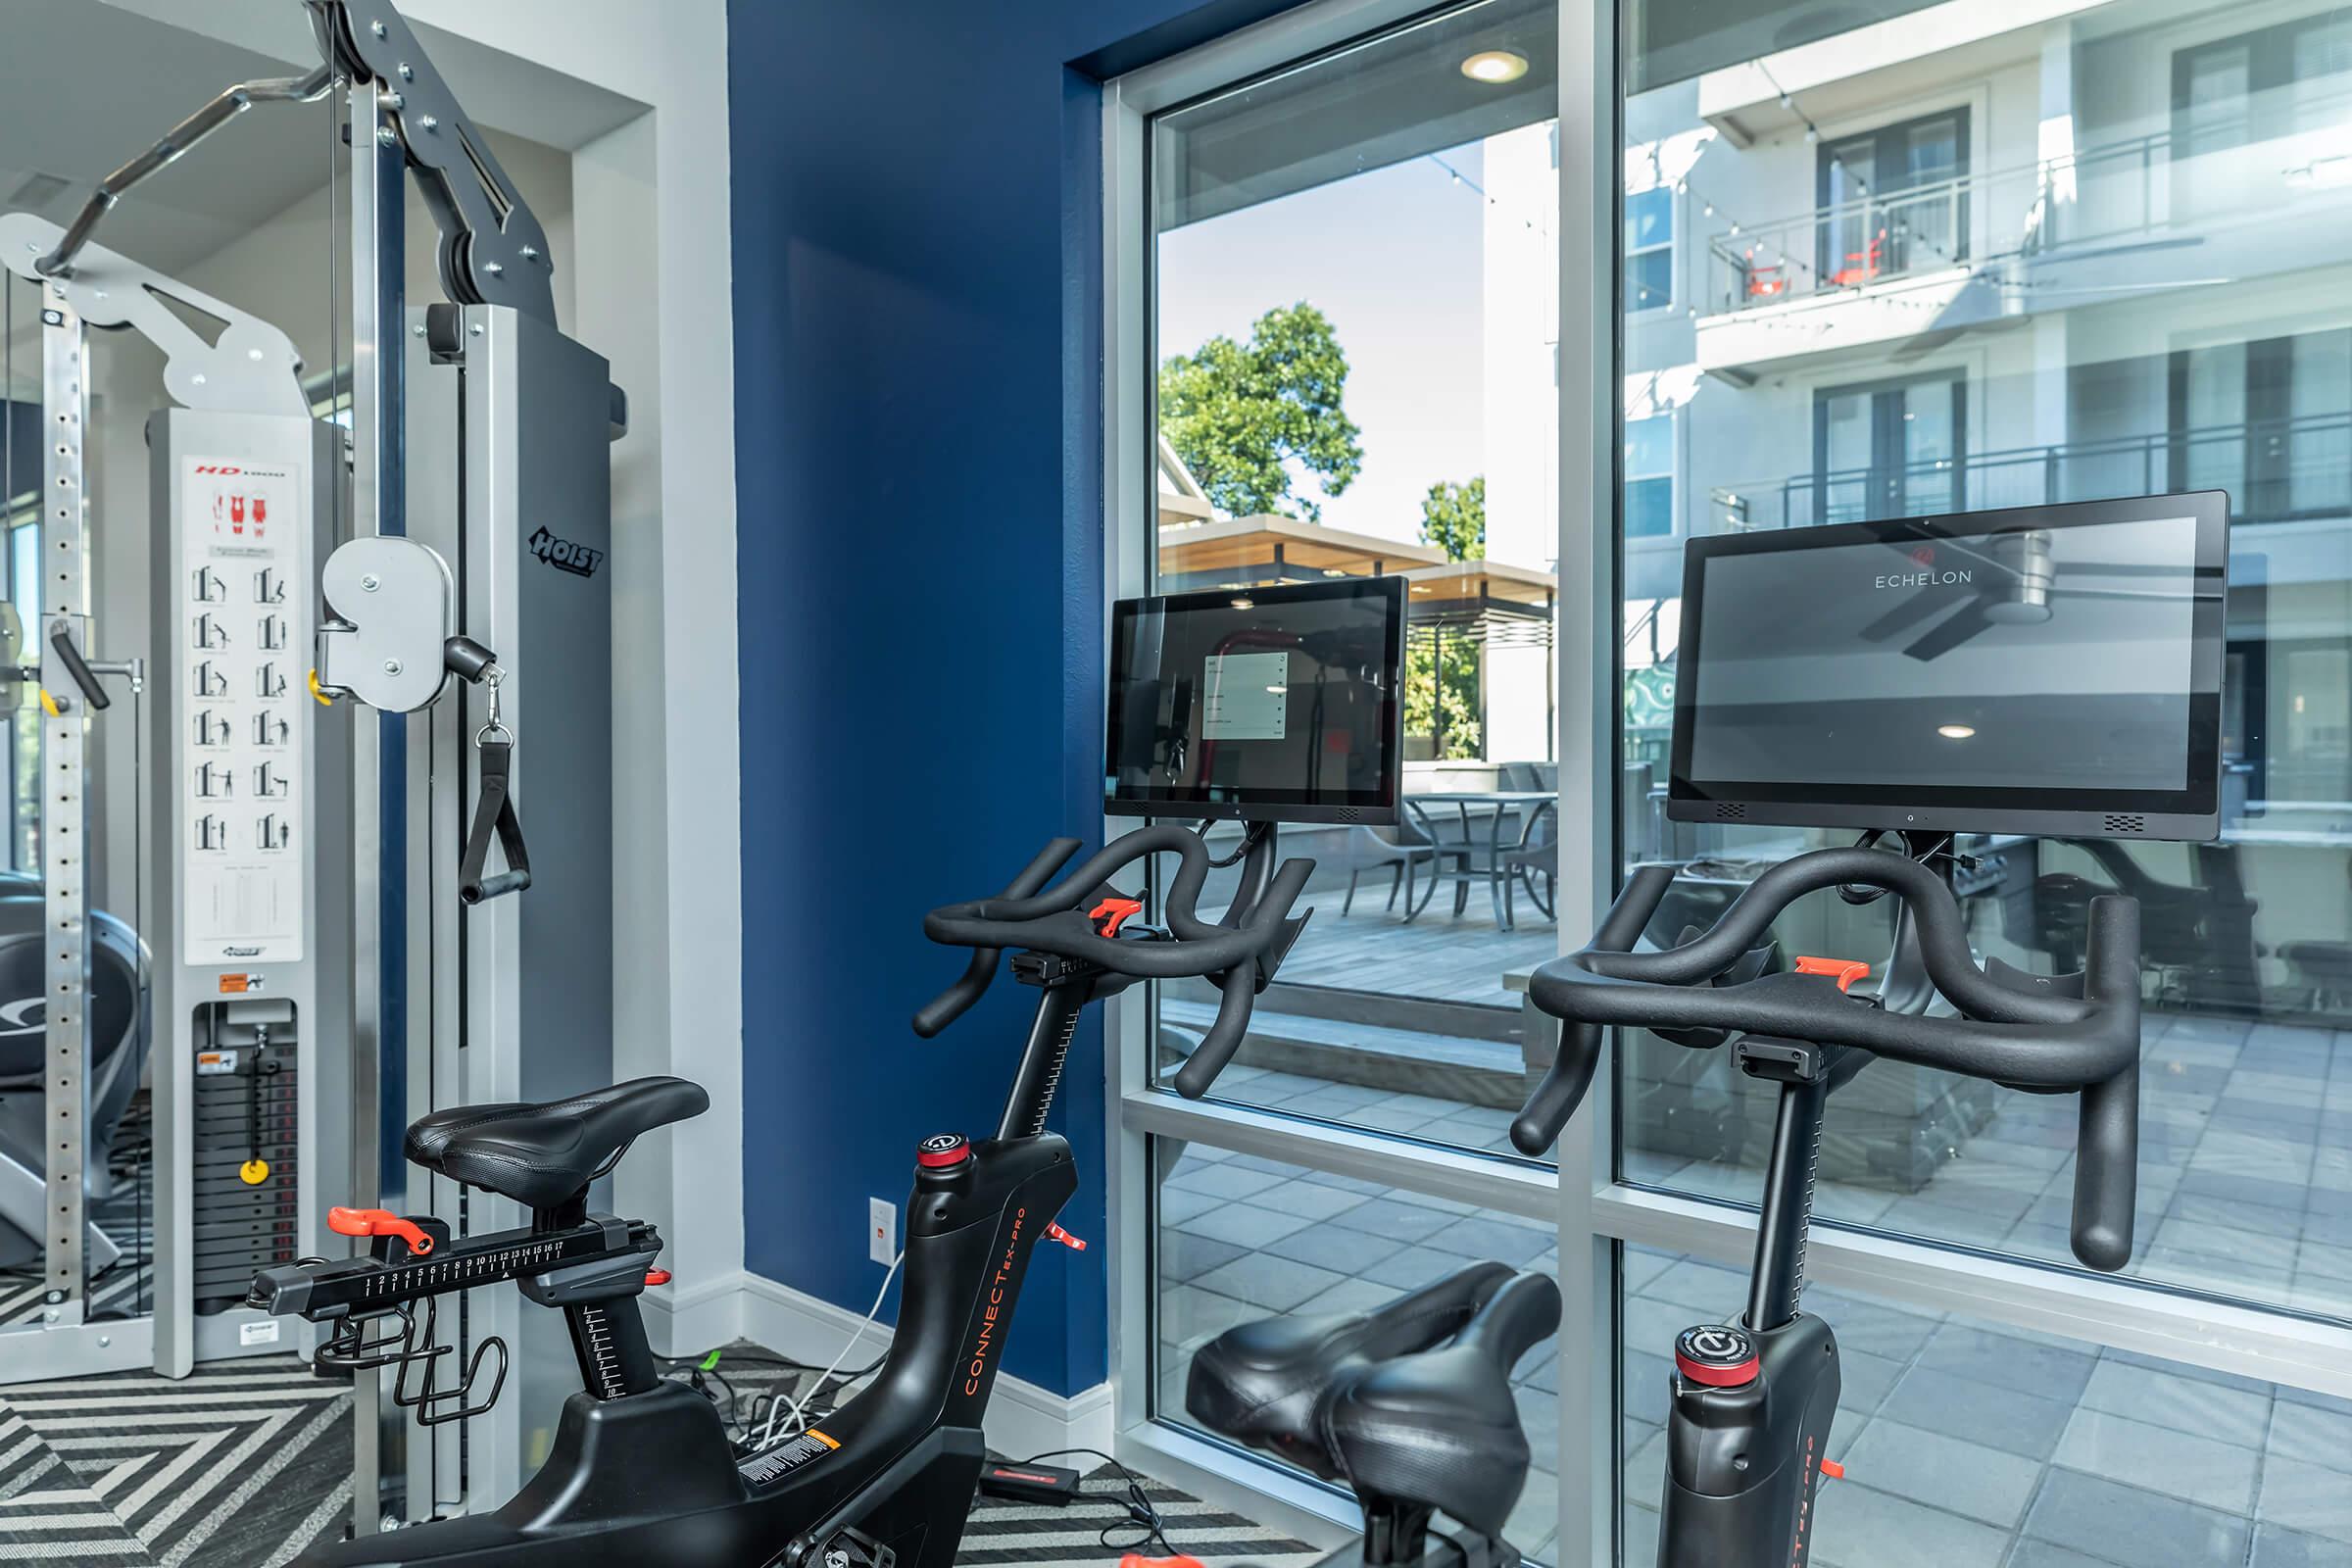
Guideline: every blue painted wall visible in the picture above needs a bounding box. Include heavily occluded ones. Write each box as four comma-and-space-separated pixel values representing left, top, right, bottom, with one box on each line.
728, 0, 1299, 1397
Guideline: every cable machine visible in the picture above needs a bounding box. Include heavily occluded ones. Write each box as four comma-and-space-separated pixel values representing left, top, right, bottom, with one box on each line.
0, 206, 350, 1380
19, 0, 625, 1537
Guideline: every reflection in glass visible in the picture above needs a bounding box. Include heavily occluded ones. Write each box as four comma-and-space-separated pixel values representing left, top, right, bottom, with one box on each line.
1621, 0, 2352, 1319
1149, 0, 1562, 1152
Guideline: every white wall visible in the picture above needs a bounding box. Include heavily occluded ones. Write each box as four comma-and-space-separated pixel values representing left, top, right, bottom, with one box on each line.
386, 0, 747, 1352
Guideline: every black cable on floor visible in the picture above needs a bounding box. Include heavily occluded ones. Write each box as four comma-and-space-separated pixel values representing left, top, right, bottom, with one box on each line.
1014, 1447, 1177, 1558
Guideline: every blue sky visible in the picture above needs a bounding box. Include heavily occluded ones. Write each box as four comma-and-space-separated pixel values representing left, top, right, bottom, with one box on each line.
1156, 144, 1491, 548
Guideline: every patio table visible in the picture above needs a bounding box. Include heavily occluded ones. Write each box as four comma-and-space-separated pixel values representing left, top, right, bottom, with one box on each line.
1403, 790, 1559, 930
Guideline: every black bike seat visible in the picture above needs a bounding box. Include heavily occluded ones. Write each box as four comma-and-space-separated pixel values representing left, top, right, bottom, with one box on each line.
1324, 1270, 1562, 1539
406, 1077, 709, 1210
1185, 1261, 1513, 1479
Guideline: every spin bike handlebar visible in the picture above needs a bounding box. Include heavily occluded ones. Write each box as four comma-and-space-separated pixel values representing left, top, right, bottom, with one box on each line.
915, 824, 1315, 1100
1515, 847, 2143, 1273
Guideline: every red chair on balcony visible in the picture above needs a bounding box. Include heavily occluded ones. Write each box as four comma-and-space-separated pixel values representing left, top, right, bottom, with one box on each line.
1742, 247, 1787, 299
1831, 229, 1886, 288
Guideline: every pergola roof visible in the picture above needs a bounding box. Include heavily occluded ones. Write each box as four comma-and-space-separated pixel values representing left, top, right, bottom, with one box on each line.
1156, 513, 1558, 646
1158, 514, 1449, 584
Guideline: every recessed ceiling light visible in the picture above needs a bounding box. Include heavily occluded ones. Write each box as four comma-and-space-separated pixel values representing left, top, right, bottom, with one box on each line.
1937, 723, 1976, 740
1461, 50, 1529, 84
1230, 597, 1254, 610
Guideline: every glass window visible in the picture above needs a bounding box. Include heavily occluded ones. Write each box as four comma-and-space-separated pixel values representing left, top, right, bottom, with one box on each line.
1623, 1247, 2352, 1564
1625, 185, 1674, 311
1624, 414, 1674, 537
1155, 1139, 1562, 1558
1618, 0, 2352, 1338
1150, 0, 1562, 1151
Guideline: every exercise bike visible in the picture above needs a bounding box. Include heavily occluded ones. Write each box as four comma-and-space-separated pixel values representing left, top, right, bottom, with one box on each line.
246, 820, 1314, 1566
1509, 834, 2144, 1568
1178, 1261, 1561, 1568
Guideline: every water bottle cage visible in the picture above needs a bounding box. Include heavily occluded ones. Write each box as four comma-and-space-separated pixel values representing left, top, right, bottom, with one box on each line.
314, 1294, 511, 1428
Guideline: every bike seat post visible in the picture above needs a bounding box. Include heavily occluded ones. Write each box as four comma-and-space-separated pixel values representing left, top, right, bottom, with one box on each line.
516, 1193, 662, 1402
1736, 1042, 1835, 1335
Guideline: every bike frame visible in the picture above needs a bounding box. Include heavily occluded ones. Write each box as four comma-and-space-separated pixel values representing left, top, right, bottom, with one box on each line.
284, 976, 1091, 1568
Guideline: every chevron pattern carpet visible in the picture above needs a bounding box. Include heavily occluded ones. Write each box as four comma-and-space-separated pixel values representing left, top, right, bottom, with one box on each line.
0, 1355, 352, 1565
0, 1342, 1323, 1567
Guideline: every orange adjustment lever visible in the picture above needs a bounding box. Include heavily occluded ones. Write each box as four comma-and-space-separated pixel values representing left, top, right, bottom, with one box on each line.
644, 1269, 672, 1288
1820, 1458, 1845, 1481
327, 1206, 434, 1257
1793, 956, 1872, 994
1089, 897, 1144, 938
1045, 1223, 1087, 1251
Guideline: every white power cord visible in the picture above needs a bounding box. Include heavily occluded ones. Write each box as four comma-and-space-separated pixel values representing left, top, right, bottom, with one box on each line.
756, 1250, 903, 1450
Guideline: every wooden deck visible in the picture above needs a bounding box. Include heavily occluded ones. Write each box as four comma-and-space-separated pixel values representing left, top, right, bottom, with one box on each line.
1280, 896, 1560, 1008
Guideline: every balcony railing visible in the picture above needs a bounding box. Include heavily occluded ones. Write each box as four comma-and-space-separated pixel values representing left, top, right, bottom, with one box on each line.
1709, 413, 2352, 532
1699, 88, 2352, 317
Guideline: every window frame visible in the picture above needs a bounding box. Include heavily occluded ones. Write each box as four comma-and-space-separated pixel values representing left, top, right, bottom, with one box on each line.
1100, 6, 2352, 1565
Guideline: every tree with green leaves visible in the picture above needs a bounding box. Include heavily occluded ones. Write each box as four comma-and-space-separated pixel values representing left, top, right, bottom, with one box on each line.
1406, 475, 1487, 760
1419, 475, 1487, 563
1157, 303, 1363, 522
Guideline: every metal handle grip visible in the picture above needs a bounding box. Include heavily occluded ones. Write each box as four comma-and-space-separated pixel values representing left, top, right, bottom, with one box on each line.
1171, 858, 1315, 1100
50, 627, 110, 711
2070, 895, 2142, 1272
1510, 864, 1673, 1155
911, 838, 1083, 1037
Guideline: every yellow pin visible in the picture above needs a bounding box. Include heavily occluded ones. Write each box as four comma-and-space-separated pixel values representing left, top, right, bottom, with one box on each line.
38, 689, 59, 717
240, 1158, 270, 1186
307, 669, 334, 707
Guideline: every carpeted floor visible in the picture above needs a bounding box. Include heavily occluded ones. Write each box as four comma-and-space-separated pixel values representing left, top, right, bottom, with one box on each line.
0, 1342, 1321, 1567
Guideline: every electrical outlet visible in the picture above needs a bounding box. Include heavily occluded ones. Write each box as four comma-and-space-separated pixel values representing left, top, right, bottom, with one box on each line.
868, 1197, 897, 1265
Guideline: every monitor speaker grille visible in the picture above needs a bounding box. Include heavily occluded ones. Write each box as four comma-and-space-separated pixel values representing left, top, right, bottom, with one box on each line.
1714, 803, 1747, 819
2103, 813, 2147, 835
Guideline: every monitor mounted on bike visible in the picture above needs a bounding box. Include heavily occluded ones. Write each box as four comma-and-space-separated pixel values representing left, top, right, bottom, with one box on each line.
1105, 575, 1405, 825
1668, 492, 2229, 841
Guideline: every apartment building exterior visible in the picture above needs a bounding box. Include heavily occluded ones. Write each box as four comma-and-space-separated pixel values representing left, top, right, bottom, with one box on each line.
1480, 0, 2350, 1008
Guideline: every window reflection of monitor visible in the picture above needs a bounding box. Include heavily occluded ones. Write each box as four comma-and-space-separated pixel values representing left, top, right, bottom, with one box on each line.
1106, 577, 1404, 826
1669, 493, 2229, 841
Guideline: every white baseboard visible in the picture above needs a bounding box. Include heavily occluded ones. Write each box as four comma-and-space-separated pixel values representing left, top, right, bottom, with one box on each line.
665, 1270, 1111, 1459
639, 1267, 747, 1358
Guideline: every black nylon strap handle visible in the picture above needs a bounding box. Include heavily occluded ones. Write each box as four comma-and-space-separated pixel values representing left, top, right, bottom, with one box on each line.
459, 734, 531, 905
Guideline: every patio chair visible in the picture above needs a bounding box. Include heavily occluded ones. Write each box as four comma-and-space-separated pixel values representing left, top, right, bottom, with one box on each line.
1494, 798, 1558, 931
1339, 809, 1469, 923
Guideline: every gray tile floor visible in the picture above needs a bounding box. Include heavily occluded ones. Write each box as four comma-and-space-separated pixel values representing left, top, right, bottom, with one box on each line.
1154, 1137, 1567, 1561
1625, 1011, 2352, 1321
1621, 1246, 2352, 1568
1157, 1020, 2352, 1567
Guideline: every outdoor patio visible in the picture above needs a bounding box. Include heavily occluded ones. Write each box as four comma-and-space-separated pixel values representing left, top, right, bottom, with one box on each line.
1154, 1008, 2352, 1567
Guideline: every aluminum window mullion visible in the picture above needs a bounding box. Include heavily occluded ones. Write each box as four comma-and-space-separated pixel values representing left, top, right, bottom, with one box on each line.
1556, 0, 1618, 1558
1124, 1088, 1564, 1220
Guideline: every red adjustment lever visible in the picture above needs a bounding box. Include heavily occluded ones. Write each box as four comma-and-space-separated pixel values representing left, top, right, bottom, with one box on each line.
1820, 1458, 1845, 1481
1089, 896, 1144, 938
327, 1206, 434, 1257
1045, 1222, 1087, 1251
1794, 956, 1872, 994
644, 1269, 672, 1288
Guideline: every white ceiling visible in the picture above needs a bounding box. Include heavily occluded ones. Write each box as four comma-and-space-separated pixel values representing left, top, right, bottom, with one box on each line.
0, 2, 340, 272
0, 0, 648, 275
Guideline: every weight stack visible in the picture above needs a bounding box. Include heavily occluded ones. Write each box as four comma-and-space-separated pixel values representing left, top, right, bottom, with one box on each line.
191, 1030, 300, 1314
